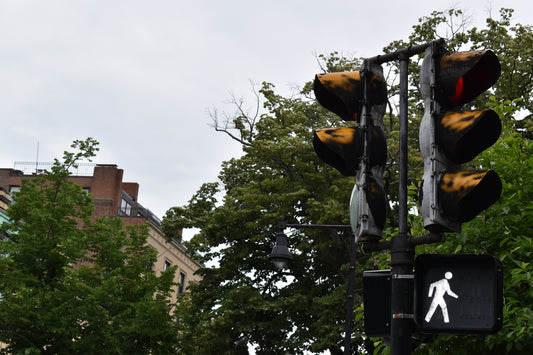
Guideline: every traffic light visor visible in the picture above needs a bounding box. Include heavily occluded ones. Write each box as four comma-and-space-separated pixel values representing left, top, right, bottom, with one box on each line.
438, 170, 502, 223
439, 50, 501, 105
314, 71, 387, 121
437, 109, 502, 164
313, 127, 363, 176
313, 126, 387, 176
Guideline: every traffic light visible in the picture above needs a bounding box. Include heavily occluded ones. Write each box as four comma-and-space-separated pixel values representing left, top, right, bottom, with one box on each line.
313, 61, 388, 240
419, 42, 503, 232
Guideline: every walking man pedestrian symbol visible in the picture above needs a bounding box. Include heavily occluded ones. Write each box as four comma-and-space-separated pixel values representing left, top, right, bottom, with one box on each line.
425, 271, 459, 323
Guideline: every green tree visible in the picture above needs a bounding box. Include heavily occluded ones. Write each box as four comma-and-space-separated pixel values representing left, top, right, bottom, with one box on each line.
166, 81, 360, 354
165, 7, 533, 354
0, 138, 179, 354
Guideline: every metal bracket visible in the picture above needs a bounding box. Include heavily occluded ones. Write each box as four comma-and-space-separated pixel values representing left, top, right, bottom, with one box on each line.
392, 274, 414, 280
392, 313, 414, 319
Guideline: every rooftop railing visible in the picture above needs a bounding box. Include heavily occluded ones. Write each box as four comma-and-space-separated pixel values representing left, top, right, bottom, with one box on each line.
13, 162, 97, 176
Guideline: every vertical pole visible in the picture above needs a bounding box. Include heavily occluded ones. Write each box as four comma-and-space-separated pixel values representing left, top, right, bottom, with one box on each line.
390, 51, 413, 355
398, 63, 409, 234
343, 235, 357, 354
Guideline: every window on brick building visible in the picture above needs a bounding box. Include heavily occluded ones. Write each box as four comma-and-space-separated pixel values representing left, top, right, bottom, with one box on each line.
120, 198, 132, 216
164, 260, 172, 271
178, 272, 186, 294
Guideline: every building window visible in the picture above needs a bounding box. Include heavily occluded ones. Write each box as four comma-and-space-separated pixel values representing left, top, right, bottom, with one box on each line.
120, 198, 132, 216
8, 186, 20, 203
163, 260, 172, 271
178, 272, 186, 294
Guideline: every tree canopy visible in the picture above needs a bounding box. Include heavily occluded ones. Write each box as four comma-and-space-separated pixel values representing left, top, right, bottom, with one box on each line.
165, 8, 533, 354
0, 138, 180, 354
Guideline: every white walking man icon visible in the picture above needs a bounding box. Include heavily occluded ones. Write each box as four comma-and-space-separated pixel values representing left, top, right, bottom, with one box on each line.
425, 271, 459, 323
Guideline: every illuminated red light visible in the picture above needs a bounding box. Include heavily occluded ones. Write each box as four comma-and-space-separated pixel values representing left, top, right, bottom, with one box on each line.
448, 77, 464, 104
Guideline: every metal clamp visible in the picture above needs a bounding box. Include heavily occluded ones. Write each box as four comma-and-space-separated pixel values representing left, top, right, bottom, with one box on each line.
392, 313, 414, 319
392, 274, 414, 280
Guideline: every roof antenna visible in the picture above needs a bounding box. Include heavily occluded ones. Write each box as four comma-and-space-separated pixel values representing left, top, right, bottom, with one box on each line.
35, 141, 39, 174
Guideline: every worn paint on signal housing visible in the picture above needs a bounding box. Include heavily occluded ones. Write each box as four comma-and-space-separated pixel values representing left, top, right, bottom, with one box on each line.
438, 170, 502, 222
437, 110, 502, 164
313, 125, 387, 176
314, 71, 387, 121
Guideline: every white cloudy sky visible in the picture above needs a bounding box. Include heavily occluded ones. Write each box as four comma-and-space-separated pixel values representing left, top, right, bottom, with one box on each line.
0, 0, 531, 223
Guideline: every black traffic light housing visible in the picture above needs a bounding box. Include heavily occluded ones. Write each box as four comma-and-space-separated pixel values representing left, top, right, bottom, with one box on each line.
313, 61, 388, 241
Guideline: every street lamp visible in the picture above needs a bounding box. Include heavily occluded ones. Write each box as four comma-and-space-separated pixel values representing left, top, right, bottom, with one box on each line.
268, 232, 293, 269
268, 222, 356, 354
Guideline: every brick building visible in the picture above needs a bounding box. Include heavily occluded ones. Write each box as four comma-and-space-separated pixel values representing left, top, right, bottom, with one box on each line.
0, 163, 202, 302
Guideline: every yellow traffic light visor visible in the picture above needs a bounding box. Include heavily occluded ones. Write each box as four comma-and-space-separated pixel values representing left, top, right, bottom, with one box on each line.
313, 127, 363, 176
437, 109, 502, 164
438, 170, 502, 223
314, 71, 387, 121
313, 126, 386, 176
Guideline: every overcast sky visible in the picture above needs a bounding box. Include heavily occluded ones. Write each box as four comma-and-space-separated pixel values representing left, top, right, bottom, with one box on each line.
1, 0, 532, 227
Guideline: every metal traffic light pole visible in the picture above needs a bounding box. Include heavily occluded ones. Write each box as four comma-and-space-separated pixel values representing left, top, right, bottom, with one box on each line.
389, 49, 414, 355
369, 39, 445, 355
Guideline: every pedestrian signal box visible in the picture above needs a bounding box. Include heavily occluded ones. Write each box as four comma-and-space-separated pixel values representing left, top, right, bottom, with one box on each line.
414, 254, 503, 334
363, 269, 391, 337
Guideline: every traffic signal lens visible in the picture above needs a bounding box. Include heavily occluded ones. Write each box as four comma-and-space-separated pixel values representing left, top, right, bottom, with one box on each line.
448, 77, 464, 104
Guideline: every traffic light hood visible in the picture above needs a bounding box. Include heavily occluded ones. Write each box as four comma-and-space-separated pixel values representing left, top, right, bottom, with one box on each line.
437, 109, 502, 164
313, 126, 386, 176
438, 170, 502, 223
314, 71, 387, 121
438, 50, 501, 106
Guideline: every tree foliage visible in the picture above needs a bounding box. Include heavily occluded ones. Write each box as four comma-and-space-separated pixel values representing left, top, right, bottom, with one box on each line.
164, 8, 533, 354
0, 138, 179, 354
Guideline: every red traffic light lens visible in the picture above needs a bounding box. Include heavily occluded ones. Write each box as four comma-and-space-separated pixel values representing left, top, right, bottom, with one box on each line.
448, 77, 464, 104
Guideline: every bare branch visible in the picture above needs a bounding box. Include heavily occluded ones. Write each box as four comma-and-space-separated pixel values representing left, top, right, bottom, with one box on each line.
209, 81, 264, 147
209, 107, 253, 147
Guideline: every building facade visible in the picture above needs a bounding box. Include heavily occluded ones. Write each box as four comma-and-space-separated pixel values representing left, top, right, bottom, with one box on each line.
0, 164, 202, 302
